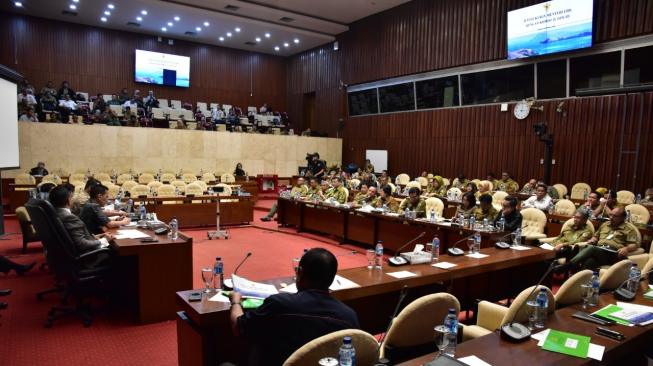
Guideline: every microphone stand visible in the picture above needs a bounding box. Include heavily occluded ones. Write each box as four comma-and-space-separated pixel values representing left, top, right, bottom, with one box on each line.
388, 232, 426, 266
225, 252, 253, 290
448, 233, 476, 256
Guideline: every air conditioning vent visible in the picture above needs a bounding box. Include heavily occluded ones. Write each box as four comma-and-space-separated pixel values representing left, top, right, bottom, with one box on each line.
225, 5, 240, 11
126, 22, 140, 27
61, 10, 77, 16
279, 17, 294, 22
244, 41, 256, 46
184, 31, 197, 36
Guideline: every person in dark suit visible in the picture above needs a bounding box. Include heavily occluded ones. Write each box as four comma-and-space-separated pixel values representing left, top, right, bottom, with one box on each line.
29, 162, 49, 177
49, 185, 113, 269
79, 185, 130, 235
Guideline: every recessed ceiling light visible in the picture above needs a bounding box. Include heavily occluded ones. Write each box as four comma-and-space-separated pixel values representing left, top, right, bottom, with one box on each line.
195, 27, 201, 32
265, 33, 270, 38
226, 32, 232, 37
104, 11, 111, 16
235, 27, 241, 32
107, 4, 114, 9
101, 17, 107, 22
72, 0, 79, 2
219, 37, 224, 41
255, 37, 261, 42
14, 1, 23, 7
167, 22, 173, 26
294, 38, 299, 44
161, 27, 167, 32
203, 21, 210, 27
174, 16, 180, 21
69, 4, 77, 10
283, 43, 289, 47
141, 10, 147, 15
136, 16, 142, 21
274, 46, 280, 51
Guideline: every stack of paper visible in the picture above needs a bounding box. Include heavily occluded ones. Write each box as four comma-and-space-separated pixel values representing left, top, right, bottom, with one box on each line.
115, 229, 151, 239
278, 275, 360, 294
591, 304, 633, 326
232, 274, 279, 299
613, 302, 653, 326
532, 329, 604, 360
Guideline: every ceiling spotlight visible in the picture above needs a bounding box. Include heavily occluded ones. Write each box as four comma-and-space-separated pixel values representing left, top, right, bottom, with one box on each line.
226, 32, 232, 37
104, 11, 111, 16
161, 27, 167, 32
255, 37, 261, 42
203, 21, 210, 27
274, 46, 280, 51
174, 16, 180, 21
294, 38, 299, 44
107, 4, 114, 9
101, 17, 107, 22
219, 36, 224, 41
14, 1, 23, 7
265, 33, 270, 38
196, 27, 201, 32
70, 4, 77, 10
235, 27, 241, 32
136, 16, 142, 21
72, 0, 79, 2
167, 22, 173, 26
283, 43, 289, 47
141, 10, 147, 15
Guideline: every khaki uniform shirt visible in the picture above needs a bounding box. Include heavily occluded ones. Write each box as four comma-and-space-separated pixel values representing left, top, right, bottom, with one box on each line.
290, 185, 308, 196
372, 196, 399, 211
473, 206, 498, 222
455, 206, 476, 219
426, 185, 447, 196
305, 186, 321, 198
496, 179, 519, 193
552, 224, 593, 247
594, 222, 639, 250
398, 198, 426, 218
520, 184, 536, 195
353, 192, 370, 205
325, 186, 347, 204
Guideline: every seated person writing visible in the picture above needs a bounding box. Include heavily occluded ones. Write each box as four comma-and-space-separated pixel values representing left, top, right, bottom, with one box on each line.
79, 185, 131, 235
520, 179, 537, 195
372, 185, 399, 211
455, 192, 477, 218
548, 209, 594, 261
493, 196, 523, 231
49, 185, 113, 269
324, 177, 347, 204
229, 248, 359, 366
397, 187, 426, 218
496, 172, 519, 193
521, 183, 553, 211
261, 178, 307, 222
425, 175, 447, 197
555, 207, 639, 272
474, 194, 498, 222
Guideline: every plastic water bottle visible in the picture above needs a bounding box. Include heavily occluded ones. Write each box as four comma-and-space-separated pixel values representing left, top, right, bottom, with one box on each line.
469, 216, 476, 229
589, 271, 600, 306
513, 228, 522, 246
374, 241, 384, 270
338, 336, 355, 366
404, 208, 410, 218
126, 198, 134, 213
169, 217, 179, 241
443, 308, 458, 356
473, 231, 481, 253
139, 204, 146, 220
114, 193, 122, 211
626, 210, 631, 223
498, 217, 505, 231
213, 257, 224, 290
482, 218, 489, 229
430, 209, 436, 222
431, 237, 440, 263
636, 193, 642, 203
627, 263, 641, 293
535, 288, 548, 328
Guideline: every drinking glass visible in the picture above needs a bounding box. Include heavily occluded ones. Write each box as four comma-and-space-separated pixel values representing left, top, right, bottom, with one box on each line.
526, 300, 538, 330
580, 283, 592, 310
201, 267, 214, 293
467, 238, 475, 254
366, 249, 376, 269
291, 258, 300, 279
434, 325, 450, 358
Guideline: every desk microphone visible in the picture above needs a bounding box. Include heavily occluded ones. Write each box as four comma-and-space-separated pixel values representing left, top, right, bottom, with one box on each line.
234, 252, 253, 276
375, 285, 408, 364
447, 233, 476, 256
388, 232, 426, 266
500, 260, 556, 342
494, 231, 515, 249
613, 267, 653, 301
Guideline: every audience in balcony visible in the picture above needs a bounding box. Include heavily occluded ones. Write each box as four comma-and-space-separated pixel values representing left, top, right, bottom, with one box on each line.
143, 90, 159, 109
17, 89, 37, 108
40, 81, 56, 97
39, 91, 57, 111
57, 81, 75, 100
58, 94, 78, 122
19, 107, 38, 122
118, 88, 130, 104
93, 93, 107, 114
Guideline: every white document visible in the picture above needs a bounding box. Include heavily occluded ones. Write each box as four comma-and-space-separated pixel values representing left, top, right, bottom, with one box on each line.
458, 355, 492, 366
413, 244, 424, 252
115, 229, 151, 239
533, 329, 604, 361
279, 283, 298, 293
466, 253, 489, 259
232, 274, 279, 299
539, 243, 554, 250
432, 262, 457, 269
386, 271, 418, 279
103, 204, 115, 211
329, 275, 360, 291
511, 245, 532, 251
99, 237, 110, 248
617, 301, 653, 314
208, 291, 230, 303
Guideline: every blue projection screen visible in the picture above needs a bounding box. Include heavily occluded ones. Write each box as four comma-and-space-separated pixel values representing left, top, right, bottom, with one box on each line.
134, 49, 190, 87
507, 0, 593, 60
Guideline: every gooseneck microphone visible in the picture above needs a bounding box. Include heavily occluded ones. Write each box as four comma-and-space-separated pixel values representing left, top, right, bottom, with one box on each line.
233, 252, 252, 275
447, 233, 476, 256
500, 260, 557, 342
388, 232, 426, 266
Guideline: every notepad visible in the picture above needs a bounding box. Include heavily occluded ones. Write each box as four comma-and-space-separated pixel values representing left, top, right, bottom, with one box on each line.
208, 291, 230, 303
511, 245, 532, 251
329, 275, 360, 291
115, 229, 151, 239
386, 271, 418, 279
232, 274, 279, 299
592, 304, 632, 326
432, 262, 457, 269
539, 243, 554, 250
458, 355, 492, 366
465, 253, 489, 259
542, 329, 590, 358
533, 329, 605, 361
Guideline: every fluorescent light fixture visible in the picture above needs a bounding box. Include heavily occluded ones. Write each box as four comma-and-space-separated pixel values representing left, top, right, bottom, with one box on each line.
70, 4, 77, 10
167, 22, 173, 26
107, 4, 114, 9
235, 27, 241, 32
226, 32, 232, 37
294, 38, 299, 44
196, 27, 201, 32
141, 10, 147, 15
204, 21, 210, 27
136, 16, 142, 21
255, 37, 261, 42
265, 33, 270, 38
14, 1, 23, 7
104, 10, 111, 16
161, 27, 167, 32
219, 37, 224, 41
283, 43, 289, 47
274, 46, 280, 51
174, 16, 180, 21
101, 17, 107, 22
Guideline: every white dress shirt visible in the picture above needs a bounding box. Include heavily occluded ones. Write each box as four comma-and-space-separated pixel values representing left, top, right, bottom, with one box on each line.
59, 99, 77, 110
522, 194, 553, 211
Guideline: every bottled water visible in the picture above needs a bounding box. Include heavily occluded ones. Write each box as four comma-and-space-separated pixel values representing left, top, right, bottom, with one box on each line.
636, 193, 642, 203
431, 237, 440, 263
114, 193, 122, 211
535, 288, 548, 328
213, 257, 224, 290
513, 228, 522, 246
126, 198, 134, 213
627, 263, 641, 293
498, 217, 505, 231
338, 336, 355, 366
404, 208, 410, 218
443, 308, 458, 356
374, 241, 384, 270
430, 209, 436, 222
139, 204, 146, 220
169, 217, 179, 241
469, 216, 476, 229
626, 210, 631, 223
473, 231, 481, 253
482, 218, 489, 229
589, 271, 600, 306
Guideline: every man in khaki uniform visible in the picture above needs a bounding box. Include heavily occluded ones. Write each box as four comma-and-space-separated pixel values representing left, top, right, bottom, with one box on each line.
473, 194, 498, 222
372, 185, 399, 211
352, 184, 369, 205
303, 178, 321, 199
496, 172, 519, 193
549, 209, 594, 261
397, 187, 426, 218
520, 179, 537, 195
325, 177, 347, 204
557, 207, 639, 271
261, 177, 307, 221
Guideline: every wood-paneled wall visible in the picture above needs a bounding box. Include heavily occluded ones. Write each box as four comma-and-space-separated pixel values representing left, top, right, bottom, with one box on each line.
0, 12, 287, 113
286, 0, 653, 192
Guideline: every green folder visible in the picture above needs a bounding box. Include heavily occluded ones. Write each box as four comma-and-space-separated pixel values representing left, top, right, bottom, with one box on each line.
242, 298, 264, 309
592, 304, 631, 325
542, 329, 590, 358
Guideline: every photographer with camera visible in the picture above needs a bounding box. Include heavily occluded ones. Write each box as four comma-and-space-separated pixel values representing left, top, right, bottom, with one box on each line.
306, 152, 326, 181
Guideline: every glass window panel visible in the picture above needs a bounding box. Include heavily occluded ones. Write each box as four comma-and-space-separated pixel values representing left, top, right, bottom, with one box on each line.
570, 51, 620, 95
461, 64, 534, 105
537, 59, 567, 99
348, 89, 379, 116
416, 76, 460, 109
378, 82, 415, 113
624, 45, 653, 85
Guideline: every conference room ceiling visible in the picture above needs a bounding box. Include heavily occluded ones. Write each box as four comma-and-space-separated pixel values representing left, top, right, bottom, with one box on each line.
3, 0, 410, 56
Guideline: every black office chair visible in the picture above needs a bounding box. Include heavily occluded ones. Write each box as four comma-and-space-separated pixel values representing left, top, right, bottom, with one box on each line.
25, 199, 111, 327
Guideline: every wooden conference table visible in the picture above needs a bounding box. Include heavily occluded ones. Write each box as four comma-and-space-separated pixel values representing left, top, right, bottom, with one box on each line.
137, 195, 254, 228
175, 246, 555, 366
111, 226, 193, 324
399, 282, 653, 366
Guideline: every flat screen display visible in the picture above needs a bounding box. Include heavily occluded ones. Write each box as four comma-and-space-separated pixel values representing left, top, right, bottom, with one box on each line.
507, 0, 593, 60
134, 49, 190, 87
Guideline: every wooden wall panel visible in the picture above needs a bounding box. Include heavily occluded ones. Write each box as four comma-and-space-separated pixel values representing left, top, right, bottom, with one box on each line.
0, 12, 287, 113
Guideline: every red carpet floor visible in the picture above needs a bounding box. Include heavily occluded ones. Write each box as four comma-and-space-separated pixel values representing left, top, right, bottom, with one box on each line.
0, 212, 369, 366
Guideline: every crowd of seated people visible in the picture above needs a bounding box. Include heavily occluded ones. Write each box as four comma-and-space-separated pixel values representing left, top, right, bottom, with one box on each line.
15, 80, 292, 134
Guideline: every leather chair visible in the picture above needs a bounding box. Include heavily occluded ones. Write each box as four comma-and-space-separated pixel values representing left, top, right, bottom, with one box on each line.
425, 197, 444, 217
157, 184, 176, 197
116, 173, 133, 185
160, 173, 177, 184
69, 173, 87, 186
416, 176, 428, 188
283, 329, 378, 366
554, 270, 593, 308
479, 180, 493, 192
348, 178, 360, 190
624, 204, 650, 225
25, 199, 111, 327
129, 184, 150, 198
201, 172, 217, 183
138, 173, 155, 185
182, 173, 197, 184
15, 206, 40, 253
570, 183, 591, 200
554, 199, 576, 216
380, 293, 459, 363
121, 180, 138, 192
492, 191, 508, 204
553, 183, 568, 198
185, 183, 204, 197
395, 174, 410, 185
221, 173, 236, 183
147, 180, 163, 194
15, 173, 36, 185
93, 173, 111, 183
387, 182, 397, 193
405, 181, 421, 190
106, 184, 120, 199
616, 190, 635, 205
599, 260, 632, 291
520, 208, 548, 240
41, 174, 63, 185
171, 180, 187, 194
192, 180, 208, 193
447, 187, 462, 200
